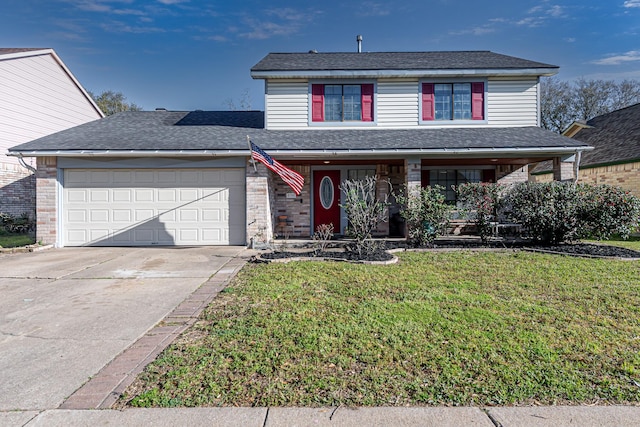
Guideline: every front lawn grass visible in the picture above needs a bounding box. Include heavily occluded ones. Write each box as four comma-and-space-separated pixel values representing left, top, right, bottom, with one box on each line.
124, 251, 640, 407
0, 231, 34, 248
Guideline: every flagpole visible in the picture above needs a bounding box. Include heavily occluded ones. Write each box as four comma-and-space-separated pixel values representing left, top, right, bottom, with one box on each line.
247, 135, 257, 172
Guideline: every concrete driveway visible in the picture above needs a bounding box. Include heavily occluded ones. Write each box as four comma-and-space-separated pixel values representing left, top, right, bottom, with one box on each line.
0, 246, 246, 411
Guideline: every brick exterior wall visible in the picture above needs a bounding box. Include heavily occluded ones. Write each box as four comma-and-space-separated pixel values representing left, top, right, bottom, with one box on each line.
35, 157, 58, 245
553, 158, 575, 182
273, 165, 311, 238
245, 161, 274, 247
496, 164, 529, 185
0, 161, 35, 218
533, 161, 640, 197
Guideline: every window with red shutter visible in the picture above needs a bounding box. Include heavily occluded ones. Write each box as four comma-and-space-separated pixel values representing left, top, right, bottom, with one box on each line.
311, 83, 374, 123
422, 81, 485, 122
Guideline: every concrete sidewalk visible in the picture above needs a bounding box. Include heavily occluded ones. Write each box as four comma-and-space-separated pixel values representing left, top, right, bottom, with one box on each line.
3, 406, 640, 426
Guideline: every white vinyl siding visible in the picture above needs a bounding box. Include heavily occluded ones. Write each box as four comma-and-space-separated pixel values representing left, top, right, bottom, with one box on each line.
263, 77, 540, 129
265, 80, 308, 129
487, 78, 538, 127
376, 79, 419, 127
62, 168, 246, 246
0, 52, 101, 165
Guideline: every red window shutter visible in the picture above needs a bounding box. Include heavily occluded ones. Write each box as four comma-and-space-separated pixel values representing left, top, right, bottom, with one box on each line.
471, 82, 484, 120
361, 84, 374, 121
422, 83, 435, 121
311, 84, 324, 122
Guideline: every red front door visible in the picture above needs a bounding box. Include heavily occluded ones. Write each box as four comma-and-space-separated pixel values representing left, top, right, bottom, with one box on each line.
313, 170, 341, 233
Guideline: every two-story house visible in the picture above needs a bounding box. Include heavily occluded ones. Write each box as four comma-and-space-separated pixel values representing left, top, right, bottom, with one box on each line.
9, 50, 591, 247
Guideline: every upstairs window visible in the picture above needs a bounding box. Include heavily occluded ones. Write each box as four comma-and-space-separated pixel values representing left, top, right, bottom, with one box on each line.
312, 84, 374, 122
422, 82, 484, 121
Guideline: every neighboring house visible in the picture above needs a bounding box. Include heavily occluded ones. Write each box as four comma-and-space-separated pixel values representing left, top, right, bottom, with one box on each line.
531, 103, 640, 196
0, 48, 103, 219
9, 50, 590, 247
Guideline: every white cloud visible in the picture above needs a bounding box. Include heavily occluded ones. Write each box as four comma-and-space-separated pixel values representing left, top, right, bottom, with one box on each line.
360, 2, 391, 17
157, 0, 188, 4
624, 0, 640, 8
238, 8, 320, 40
100, 20, 165, 33
592, 50, 640, 65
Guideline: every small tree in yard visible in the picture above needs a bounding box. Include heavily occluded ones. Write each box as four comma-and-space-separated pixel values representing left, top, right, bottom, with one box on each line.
393, 185, 451, 247
456, 183, 503, 244
340, 176, 389, 258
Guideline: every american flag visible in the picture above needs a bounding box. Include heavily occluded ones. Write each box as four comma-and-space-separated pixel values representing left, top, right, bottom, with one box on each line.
250, 141, 304, 195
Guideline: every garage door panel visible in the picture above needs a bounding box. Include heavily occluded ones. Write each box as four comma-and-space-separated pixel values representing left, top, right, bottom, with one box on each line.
67, 189, 87, 202
90, 190, 109, 202
63, 168, 245, 246
90, 210, 109, 222
134, 189, 154, 202
67, 210, 86, 222
113, 189, 131, 202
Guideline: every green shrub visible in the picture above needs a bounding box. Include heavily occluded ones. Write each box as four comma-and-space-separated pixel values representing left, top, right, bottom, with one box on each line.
576, 184, 640, 240
504, 182, 580, 245
340, 176, 389, 257
0, 212, 34, 234
393, 185, 451, 247
456, 182, 503, 244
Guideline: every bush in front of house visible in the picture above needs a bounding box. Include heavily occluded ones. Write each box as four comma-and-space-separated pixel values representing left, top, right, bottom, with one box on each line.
393, 184, 451, 247
340, 176, 389, 257
456, 182, 504, 244
576, 184, 640, 240
504, 182, 640, 244
504, 182, 581, 245
0, 212, 35, 234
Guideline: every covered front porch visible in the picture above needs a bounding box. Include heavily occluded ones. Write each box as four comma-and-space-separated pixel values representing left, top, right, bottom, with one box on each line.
245, 151, 580, 244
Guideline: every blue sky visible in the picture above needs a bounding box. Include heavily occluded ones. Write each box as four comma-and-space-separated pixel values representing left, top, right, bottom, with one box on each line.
2, 0, 639, 111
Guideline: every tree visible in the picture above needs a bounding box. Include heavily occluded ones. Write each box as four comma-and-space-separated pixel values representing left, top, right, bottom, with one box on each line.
223, 88, 252, 111
89, 90, 142, 116
540, 77, 640, 133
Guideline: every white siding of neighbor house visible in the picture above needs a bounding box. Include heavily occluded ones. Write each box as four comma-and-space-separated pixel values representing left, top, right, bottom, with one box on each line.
0, 52, 102, 166
376, 79, 419, 127
486, 78, 539, 127
264, 80, 308, 129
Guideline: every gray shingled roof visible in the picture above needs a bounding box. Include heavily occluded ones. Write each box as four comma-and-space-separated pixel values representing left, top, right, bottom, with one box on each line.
9, 111, 589, 155
532, 103, 640, 173
251, 51, 557, 72
0, 48, 49, 55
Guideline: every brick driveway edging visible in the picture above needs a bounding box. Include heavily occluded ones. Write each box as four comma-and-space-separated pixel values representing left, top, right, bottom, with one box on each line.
59, 255, 248, 410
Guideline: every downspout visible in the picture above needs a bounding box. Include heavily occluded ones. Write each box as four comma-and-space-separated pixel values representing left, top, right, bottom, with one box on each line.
573, 150, 582, 184
17, 154, 37, 174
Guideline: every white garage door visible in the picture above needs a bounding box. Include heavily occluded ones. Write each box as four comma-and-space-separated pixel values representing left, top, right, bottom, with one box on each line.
63, 168, 245, 246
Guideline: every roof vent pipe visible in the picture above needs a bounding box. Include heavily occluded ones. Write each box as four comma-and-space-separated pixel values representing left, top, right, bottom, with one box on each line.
357, 35, 362, 53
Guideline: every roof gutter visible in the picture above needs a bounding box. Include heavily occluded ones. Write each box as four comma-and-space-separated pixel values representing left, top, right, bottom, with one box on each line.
8, 146, 592, 159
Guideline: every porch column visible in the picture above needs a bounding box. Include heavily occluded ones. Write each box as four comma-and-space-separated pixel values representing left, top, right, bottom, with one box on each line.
552, 155, 576, 182
405, 157, 422, 194
374, 164, 389, 236
245, 160, 273, 248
